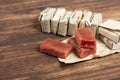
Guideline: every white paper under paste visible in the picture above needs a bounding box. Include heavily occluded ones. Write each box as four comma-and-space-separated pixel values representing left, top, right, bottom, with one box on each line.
58, 39, 120, 64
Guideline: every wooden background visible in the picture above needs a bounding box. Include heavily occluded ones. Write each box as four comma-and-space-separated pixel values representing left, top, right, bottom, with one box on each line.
0, 0, 120, 80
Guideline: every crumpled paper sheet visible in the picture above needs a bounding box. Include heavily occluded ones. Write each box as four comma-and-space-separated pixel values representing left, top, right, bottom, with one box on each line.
58, 39, 120, 64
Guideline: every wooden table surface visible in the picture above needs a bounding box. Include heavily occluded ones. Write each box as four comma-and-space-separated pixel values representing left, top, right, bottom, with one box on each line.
0, 0, 120, 80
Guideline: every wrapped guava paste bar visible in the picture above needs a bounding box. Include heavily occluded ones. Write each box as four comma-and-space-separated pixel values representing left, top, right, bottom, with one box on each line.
68, 10, 82, 36
98, 27, 120, 43
39, 7, 56, 33
79, 11, 93, 28
40, 38, 73, 59
98, 19, 120, 43
58, 11, 73, 36
90, 13, 102, 38
100, 34, 120, 50
51, 8, 66, 34
75, 28, 96, 49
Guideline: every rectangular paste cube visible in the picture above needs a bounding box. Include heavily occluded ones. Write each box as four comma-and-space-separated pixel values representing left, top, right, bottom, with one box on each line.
51, 8, 66, 34
58, 11, 73, 36
68, 10, 82, 36
68, 37, 96, 58
80, 48, 95, 58
40, 38, 73, 59
75, 28, 96, 48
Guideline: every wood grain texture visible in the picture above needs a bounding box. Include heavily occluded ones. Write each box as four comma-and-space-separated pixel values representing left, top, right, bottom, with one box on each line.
0, 0, 120, 80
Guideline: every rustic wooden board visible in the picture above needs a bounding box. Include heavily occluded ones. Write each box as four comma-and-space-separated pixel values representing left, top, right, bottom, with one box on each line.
0, 0, 120, 80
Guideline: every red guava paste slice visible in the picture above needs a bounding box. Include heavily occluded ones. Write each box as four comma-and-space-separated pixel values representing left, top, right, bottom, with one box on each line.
40, 38, 73, 59
75, 28, 96, 49
67, 37, 96, 58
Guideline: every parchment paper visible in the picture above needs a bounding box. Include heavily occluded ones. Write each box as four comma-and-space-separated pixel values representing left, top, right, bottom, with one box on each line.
58, 39, 120, 64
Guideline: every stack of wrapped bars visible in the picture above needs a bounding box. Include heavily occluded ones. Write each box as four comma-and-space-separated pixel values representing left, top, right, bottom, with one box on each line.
98, 19, 120, 50
39, 7, 102, 37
